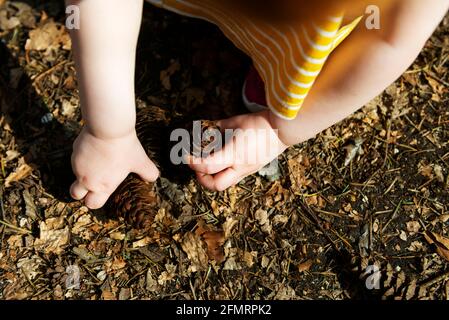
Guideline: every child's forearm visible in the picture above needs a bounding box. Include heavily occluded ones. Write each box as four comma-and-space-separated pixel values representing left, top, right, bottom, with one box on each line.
67, 0, 144, 139
270, 0, 448, 146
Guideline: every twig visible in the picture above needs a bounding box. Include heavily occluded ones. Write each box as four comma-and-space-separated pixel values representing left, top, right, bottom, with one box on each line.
420, 270, 449, 288
383, 177, 398, 195
0, 196, 5, 220
0, 219, 32, 234
381, 200, 403, 233
32, 60, 73, 84
297, 199, 341, 254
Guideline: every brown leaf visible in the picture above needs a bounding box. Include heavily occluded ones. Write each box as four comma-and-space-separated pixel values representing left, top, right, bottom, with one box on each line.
418, 163, 433, 179
0, 10, 20, 30
242, 251, 257, 267
34, 217, 70, 255
406, 221, 420, 234
424, 231, 449, 262
101, 290, 116, 301
195, 221, 226, 263
223, 215, 238, 238
287, 155, 312, 192
297, 259, 313, 273
181, 232, 209, 271
425, 73, 448, 98
25, 19, 71, 51
405, 279, 417, 300
5, 157, 33, 188
343, 137, 364, 166
132, 236, 152, 248
22, 189, 38, 220
111, 257, 127, 270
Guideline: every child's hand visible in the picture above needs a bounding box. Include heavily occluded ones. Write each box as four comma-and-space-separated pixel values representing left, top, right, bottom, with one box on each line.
187, 111, 288, 191
70, 128, 159, 209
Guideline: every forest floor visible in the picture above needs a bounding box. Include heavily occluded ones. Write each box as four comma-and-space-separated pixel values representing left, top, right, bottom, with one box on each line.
0, 1, 448, 300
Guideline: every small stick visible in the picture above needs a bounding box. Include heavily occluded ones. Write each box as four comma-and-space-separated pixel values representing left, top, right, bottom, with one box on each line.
298, 199, 341, 254
0, 219, 32, 234
420, 270, 449, 288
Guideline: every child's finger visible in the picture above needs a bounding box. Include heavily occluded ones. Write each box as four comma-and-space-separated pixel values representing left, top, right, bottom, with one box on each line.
216, 115, 243, 130
70, 181, 89, 200
187, 140, 236, 175
84, 191, 110, 210
212, 167, 241, 191
195, 172, 216, 190
133, 157, 160, 182
187, 155, 231, 175
196, 167, 240, 192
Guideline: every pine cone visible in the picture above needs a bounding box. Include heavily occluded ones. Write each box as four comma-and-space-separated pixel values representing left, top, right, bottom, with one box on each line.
108, 174, 159, 229
185, 120, 223, 157
106, 105, 169, 229
107, 106, 222, 229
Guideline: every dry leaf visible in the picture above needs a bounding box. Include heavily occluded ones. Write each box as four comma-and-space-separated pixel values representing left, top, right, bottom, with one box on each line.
406, 221, 420, 234
424, 231, 449, 262
195, 221, 225, 263
405, 279, 417, 300
0, 2, 35, 31
132, 236, 152, 248
110, 232, 125, 241
105, 256, 126, 272
34, 217, 70, 255
22, 189, 38, 220
223, 256, 240, 271
146, 269, 160, 292
433, 164, 445, 183
273, 214, 289, 225
255, 208, 268, 226
158, 263, 177, 284
25, 19, 71, 51
418, 163, 433, 179
255, 208, 272, 234
101, 290, 116, 300
0, 10, 20, 30
17, 255, 43, 280
223, 215, 238, 238
242, 251, 257, 267
425, 73, 448, 98
343, 137, 364, 167
5, 150, 20, 162
287, 155, 312, 192
181, 232, 209, 271
5, 157, 33, 188
61, 98, 78, 117
297, 259, 313, 273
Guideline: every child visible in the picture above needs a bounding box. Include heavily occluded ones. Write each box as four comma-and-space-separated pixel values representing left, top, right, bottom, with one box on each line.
67, 0, 448, 209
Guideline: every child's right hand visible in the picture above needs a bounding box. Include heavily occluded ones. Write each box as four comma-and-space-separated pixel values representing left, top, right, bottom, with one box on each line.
70, 127, 159, 209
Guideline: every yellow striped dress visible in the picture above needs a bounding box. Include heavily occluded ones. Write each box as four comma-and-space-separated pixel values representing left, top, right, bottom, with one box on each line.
147, 0, 363, 120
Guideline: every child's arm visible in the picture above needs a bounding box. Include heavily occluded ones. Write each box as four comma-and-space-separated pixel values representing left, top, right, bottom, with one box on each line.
67, 0, 159, 209
189, 0, 448, 191
270, 0, 449, 146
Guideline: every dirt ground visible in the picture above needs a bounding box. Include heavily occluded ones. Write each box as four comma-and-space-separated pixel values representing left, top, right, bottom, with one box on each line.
0, 1, 448, 300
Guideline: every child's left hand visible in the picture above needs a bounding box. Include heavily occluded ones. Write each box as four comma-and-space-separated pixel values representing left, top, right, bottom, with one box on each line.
187, 110, 288, 191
